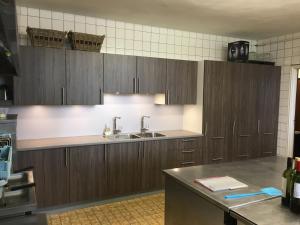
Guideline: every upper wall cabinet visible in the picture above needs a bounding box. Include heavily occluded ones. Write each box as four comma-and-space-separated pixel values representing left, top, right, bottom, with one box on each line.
103, 54, 136, 94
14, 47, 104, 105
166, 59, 198, 105
14, 46, 66, 105
66, 50, 104, 105
137, 57, 167, 94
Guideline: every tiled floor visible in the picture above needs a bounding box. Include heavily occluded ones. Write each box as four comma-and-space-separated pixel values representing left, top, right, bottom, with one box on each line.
47, 193, 164, 225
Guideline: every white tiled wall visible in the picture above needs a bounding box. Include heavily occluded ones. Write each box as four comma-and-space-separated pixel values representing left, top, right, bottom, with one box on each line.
12, 5, 258, 140
16, 6, 257, 61
256, 33, 300, 157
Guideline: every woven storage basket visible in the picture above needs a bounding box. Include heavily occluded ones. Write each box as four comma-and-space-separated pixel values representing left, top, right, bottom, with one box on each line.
68, 31, 105, 52
27, 27, 66, 48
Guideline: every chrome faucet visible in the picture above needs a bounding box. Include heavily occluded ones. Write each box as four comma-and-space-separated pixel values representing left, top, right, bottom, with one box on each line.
113, 116, 121, 135
141, 115, 150, 133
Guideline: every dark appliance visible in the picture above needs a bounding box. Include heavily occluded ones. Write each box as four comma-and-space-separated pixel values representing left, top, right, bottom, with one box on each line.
0, 0, 20, 75
0, 84, 8, 101
228, 41, 249, 62
0, 132, 45, 225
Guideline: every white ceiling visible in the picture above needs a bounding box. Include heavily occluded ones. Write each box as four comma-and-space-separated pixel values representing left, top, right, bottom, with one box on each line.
17, 0, 300, 39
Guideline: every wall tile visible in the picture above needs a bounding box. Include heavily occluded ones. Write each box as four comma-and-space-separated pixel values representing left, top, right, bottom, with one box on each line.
40, 18, 52, 29
151, 42, 159, 52
40, 9, 51, 19
116, 38, 125, 49
125, 39, 134, 49
96, 18, 106, 26
75, 15, 86, 23
96, 26, 106, 35
116, 28, 125, 39
107, 27, 116, 37
28, 8, 39, 17
64, 21, 74, 31
28, 16, 39, 28
86, 16, 96, 25
86, 24, 96, 34
143, 32, 151, 42
75, 23, 85, 32
106, 20, 116, 28
134, 40, 143, 51
134, 30, 142, 41
151, 33, 159, 43
52, 19, 63, 31
20, 7, 28, 16
125, 29, 134, 40
52, 11, 63, 20
63, 13, 74, 22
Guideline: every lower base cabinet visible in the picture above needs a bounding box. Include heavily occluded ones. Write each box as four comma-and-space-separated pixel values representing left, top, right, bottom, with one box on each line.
106, 142, 142, 197
69, 145, 107, 203
15, 137, 203, 208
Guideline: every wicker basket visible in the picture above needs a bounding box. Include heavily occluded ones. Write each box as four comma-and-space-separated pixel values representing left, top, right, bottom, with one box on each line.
68, 31, 105, 52
26, 27, 66, 48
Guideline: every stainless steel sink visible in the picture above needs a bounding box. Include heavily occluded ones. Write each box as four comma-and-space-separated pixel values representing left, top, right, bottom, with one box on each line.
135, 132, 166, 138
107, 134, 140, 140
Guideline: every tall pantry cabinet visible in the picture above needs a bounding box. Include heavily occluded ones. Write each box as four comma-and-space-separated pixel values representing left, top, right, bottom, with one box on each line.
202, 61, 281, 163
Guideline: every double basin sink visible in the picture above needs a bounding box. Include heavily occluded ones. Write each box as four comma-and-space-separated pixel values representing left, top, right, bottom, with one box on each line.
107, 132, 166, 140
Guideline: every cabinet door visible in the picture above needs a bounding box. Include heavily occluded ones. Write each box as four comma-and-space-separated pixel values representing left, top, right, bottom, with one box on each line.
106, 142, 141, 197
233, 64, 260, 160
137, 57, 166, 94
66, 50, 103, 105
258, 66, 281, 157
166, 59, 197, 104
16, 148, 69, 207
141, 140, 165, 191
203, 61, 228, 163
103, 54, 136, 94
14, 46, 65, 105
69, 145, 107, 203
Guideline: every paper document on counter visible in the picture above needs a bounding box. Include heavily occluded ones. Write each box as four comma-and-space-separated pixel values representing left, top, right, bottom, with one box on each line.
195, 176, 248, 192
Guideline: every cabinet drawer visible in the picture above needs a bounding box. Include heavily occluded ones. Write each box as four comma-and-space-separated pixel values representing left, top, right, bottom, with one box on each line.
180, 138, 199, 149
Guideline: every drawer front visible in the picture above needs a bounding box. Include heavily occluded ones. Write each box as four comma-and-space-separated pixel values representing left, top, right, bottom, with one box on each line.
180, 149, 197, 167
181, 138, 199, 149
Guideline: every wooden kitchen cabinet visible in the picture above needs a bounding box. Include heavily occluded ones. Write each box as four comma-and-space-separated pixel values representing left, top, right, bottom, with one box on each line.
141, 140, 166, 191
14, 46, 66, 105
258, 65, 281, 157
166, 59, 198, 104
103, 54, 137, 94
69, 145, 107, 203
66, 50, 104, 105
203, 61, 229, 163
106, 142, 142, 197
137, 57, 167, 94
232, 64, 260, 160
202, 60, 281, 162
16, 148, 69, 207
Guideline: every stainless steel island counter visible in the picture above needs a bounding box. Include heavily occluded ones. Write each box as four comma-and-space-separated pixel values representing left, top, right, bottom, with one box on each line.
231, 198, 300, 225
163, 157, 287, 225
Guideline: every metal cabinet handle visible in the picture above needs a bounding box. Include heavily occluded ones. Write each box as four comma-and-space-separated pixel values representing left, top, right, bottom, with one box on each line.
100, 88, 102, 104
182, 150, 195, 153
212, 157, 223, 161
62, 87, 65, 105
137, 77, 140, 93
133, 78, 136, 93
181, 161, 195, 165
264, 132, 273, 135
165, 90, 170, 104
205, 123, 208, 136
232, 120, 236, 136
183, 139, 196, 142
239, 154, 249, 157
210, 137, 225, 139
239, 134, 251, 137
257, 120, 261, 134
65, 148, 69, 167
